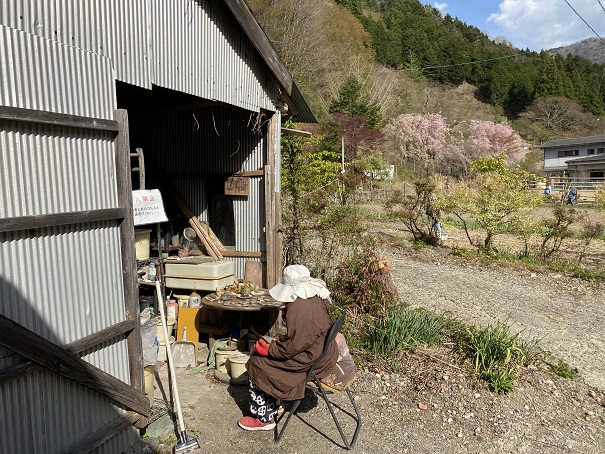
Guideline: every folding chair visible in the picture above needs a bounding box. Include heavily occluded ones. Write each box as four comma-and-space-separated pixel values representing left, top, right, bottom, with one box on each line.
275, 310, 362, 449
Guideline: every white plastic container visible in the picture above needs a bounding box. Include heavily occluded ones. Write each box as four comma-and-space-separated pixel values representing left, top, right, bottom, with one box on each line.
165, 274, 235, 291
135, 229, 151, 260
164, 258, 235, 279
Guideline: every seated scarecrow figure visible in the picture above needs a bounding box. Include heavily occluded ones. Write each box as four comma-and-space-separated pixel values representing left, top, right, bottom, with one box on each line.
237, 264, 338, 431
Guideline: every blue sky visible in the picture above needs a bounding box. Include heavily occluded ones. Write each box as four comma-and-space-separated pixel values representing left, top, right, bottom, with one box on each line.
425, 1, 605, 51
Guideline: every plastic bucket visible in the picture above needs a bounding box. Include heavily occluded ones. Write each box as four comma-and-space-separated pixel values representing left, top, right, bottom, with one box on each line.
157, 336, 175, 362
135, 229, 151, 260
156, 317, 176, 344
215, 349, 238, 374
228, 353, 250, 383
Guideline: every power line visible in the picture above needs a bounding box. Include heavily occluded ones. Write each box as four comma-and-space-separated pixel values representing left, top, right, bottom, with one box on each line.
405, 52, 531, 72
563, 0, 605, 45
599, 0, 605, 14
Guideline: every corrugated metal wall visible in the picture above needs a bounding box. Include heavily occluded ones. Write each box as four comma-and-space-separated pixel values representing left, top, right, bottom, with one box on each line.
150, 0, 278, 112
0, 0, 151, 90
0, 25, 136, 454
1, 0, 286, 450
0, 0, 279, 113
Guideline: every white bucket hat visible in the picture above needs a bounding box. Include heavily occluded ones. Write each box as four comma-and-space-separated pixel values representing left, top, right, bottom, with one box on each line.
269, 264, 331, 303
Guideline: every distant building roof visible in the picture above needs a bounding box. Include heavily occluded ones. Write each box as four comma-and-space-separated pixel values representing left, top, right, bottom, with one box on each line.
565, 154, 605, 164
541, 135, 605, 148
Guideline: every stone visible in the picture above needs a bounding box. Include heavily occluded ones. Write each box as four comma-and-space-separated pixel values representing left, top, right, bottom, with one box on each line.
145, 414, 175, 440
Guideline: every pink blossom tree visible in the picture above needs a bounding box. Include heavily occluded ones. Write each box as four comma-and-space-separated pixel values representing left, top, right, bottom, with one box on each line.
468, 120, 527, 164
385, 113, 449, 171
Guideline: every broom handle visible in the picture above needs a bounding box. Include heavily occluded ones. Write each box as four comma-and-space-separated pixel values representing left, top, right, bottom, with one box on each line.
155, 281, 187, 435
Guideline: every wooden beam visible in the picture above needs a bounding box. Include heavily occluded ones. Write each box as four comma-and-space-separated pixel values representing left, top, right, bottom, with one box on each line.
282, 127, 312, 137
223, 0, 293, 94
0, 319, 136, 385
167, 187, 223, 260
67, 320, 136, 355
115, 109, 145, 410
264, 163, 276, 289
0, 314, 150, 417
0, 319, 135, 386
0, 208, 125, 234
0, 105, 119, 132
0, 361, 39, 384
221, 251, 265, 258
233, 170, 265, 177
266, 113, 281, 287
63, 412, 139, 454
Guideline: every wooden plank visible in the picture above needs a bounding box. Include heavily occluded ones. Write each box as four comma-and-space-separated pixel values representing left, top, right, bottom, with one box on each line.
65, 319, 136, 355
0, 208, 125, 233
198, 220, 226, 252
221, 250, 265, 258
0, 319, 137, 385
0, 320, 135, 386
266, 112, 281, 287
0, 314, 150, 417
282, 127, 312, 137
63, 412, 139, 454
0, 105, 119, 132
115, 109, 145, 410
264, 163, 276, 288
244, 260, 264, 287
168, 187, 223, 260
0, 361, 40, 384
234, 170, 265, 177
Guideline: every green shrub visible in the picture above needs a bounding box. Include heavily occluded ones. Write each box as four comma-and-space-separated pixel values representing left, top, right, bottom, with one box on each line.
330, 247, 399, 317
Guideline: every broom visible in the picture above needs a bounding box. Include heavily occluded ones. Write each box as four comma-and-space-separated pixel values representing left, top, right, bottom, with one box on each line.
155, 281, 201, 453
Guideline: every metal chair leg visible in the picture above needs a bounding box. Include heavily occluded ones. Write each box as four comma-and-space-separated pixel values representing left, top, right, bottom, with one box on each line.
275, 399, 302, 442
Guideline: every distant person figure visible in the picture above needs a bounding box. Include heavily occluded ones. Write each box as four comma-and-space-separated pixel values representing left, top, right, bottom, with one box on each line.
567, 187, 577, 205
426, 193, 442, 239
544, 183, 551, 196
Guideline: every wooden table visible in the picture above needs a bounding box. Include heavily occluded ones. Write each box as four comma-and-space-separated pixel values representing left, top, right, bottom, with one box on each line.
201, 291, 282, 349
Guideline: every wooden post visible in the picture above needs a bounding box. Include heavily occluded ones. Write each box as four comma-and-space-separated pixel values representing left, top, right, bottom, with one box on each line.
115, 109, 147, 426
265, 112, 281, 288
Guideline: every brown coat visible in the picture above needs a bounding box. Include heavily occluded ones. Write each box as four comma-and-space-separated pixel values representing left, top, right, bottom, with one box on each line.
246, 295, 338, 400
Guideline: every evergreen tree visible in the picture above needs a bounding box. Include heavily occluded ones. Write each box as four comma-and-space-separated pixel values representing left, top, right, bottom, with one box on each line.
329, 75, 383, 129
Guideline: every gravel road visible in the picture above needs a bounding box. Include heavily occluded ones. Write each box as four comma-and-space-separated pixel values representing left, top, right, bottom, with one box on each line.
388, 246, 605, 391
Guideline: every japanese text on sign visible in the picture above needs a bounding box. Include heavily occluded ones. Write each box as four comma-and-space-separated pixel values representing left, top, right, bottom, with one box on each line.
133, 189, 168, 226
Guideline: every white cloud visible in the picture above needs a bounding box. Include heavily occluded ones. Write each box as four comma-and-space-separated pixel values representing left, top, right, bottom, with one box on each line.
488, 0, 605, 50
434, 2, 448, 15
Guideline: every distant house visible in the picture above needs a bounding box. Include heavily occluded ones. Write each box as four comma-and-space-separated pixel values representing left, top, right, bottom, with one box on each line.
541, 135, 605, 179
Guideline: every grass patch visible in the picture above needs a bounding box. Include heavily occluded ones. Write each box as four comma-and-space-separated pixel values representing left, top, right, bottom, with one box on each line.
547, 262, 605, 281
459, 322, 538, 394
550, 360, 578, 379
366, 306, 453, 369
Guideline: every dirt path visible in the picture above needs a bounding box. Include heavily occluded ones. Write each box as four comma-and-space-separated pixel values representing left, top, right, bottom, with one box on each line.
133, 243, 605, 453
388, 246, 605, 391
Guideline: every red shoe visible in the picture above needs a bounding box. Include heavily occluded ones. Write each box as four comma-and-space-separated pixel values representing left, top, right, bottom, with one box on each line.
237, 416, 276, 431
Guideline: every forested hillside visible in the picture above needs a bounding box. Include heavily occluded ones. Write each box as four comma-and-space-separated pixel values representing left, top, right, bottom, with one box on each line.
249, 0, 605, 175
339, 0, 605, 117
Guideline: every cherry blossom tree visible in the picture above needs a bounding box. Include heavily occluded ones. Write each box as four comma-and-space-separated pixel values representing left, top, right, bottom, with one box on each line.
385, 113, 449, 171
468, 120, 527, 164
